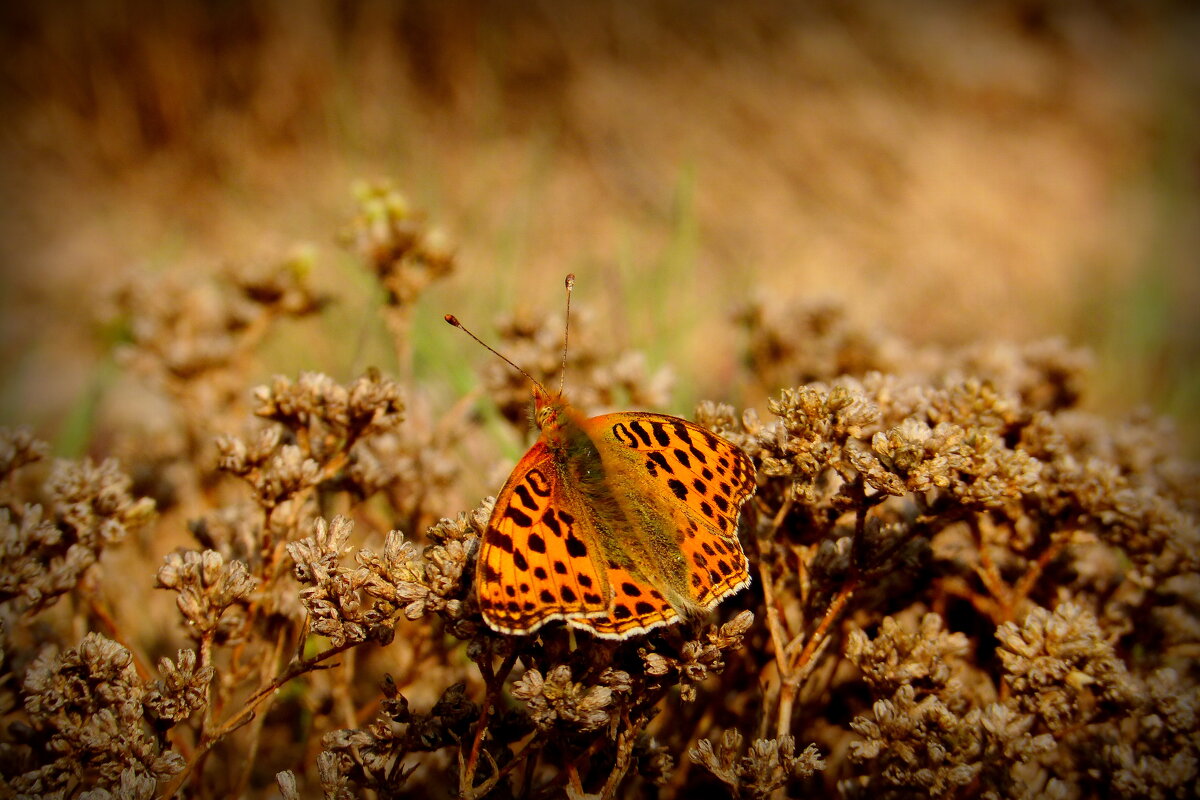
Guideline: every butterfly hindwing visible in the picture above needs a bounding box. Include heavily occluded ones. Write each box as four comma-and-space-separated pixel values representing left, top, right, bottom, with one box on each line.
566, 559, 679, 639
586, 412, 756, 610
476, 441, 610, 634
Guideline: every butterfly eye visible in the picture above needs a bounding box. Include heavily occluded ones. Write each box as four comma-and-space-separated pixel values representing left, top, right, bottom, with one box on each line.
535, 404, 557, 429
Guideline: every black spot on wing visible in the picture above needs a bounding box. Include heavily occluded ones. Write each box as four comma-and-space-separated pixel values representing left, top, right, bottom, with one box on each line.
528, 532, 546, 553
611, 422, 638, 448
667, 479, 688, 500
672, 421, 693, 445
504, 506, 533, 528
673, 448, 691, 469
628, 420, 654, 447
647, 452, 673, 475
485, 526, 514, 553
513, 484, 538, 511
541, 508, 562, 537
525, 469, 551, 497
513, 550, 528, 571
565, 531, 588, 558
561, 586, 578, 603
650, 421, 670, 446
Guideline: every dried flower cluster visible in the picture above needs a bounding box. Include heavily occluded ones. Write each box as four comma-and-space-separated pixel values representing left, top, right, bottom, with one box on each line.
1, 438, 154, 614
109, 251, 329, 508
692, 729, 825, 800
2, 194, 1196, 798
3, 633, 192, 795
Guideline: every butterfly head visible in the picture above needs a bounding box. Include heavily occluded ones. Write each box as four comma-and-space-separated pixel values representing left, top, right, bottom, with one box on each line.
531, 383, 568, 432
447, 273, 577, 435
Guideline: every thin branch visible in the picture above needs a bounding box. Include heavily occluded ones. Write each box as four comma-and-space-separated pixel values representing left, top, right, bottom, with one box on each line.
162, 639, 358, 797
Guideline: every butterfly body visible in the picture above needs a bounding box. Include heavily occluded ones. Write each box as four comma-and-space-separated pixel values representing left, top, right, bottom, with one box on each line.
476, 385, 756, 639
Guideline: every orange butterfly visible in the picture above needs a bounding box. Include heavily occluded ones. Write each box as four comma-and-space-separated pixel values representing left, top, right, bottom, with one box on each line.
447, 276, 756, 639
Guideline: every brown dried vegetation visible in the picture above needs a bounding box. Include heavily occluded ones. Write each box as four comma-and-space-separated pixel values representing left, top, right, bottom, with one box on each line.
0, 188, 1197, 799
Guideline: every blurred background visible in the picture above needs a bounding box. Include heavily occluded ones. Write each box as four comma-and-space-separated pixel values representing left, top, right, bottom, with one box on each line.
1, 0, 1197, 453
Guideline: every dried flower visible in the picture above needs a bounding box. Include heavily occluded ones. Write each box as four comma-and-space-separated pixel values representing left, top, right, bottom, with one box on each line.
318, 681, 474, 794
0, 454, 154, 614
156, 549, 256, 635
511, 665, 618, 732
846, 613, 971, 700
641, 611, 754, 702
341, 180, 455, 311
357, 508, 480, 626
15, 633, 184, 792
143, 649, 213, 723
692, 729, 824, 800
0, 426, 48, 481
848, 684, 1054, 799
996, 602, 1134, 731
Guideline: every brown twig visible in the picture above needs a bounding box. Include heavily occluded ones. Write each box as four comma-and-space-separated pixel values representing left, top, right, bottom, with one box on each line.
162, 638, 357, 797
460, 647, 519, 798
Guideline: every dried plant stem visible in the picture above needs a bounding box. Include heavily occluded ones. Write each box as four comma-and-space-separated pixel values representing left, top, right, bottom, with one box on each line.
775, 494, 873, 740
776, 577, 856, 739
973, 520, 1070, 625
1012, 533, 1069, 607
758, 495, 796, 677
598, 716, 638, 799
232, 626, 290, 798
163, 639, 357, 796
383, 306, 414, 381
460, 649, 519, 798
976, 536, 1012, 622
333, 646, 360, 730
669, 703, 717, 793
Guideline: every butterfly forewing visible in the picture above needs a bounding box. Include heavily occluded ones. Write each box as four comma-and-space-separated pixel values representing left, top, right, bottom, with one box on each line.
476, 441, 611, 634
586, 412, 756, 609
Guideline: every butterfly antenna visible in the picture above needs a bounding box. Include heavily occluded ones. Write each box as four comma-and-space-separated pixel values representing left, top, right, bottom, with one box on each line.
559, 273, 575, 396
444, 314, 548, 394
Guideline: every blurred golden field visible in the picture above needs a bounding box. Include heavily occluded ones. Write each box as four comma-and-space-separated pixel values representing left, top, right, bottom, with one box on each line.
1, 0, 1197, 454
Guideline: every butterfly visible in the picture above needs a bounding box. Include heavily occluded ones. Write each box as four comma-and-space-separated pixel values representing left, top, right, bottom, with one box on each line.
447, 277, 756, 639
